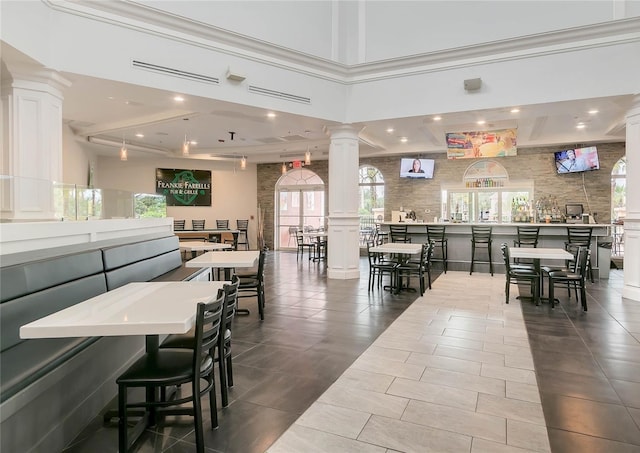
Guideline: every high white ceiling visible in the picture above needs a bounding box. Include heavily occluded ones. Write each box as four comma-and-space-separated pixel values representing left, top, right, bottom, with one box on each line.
62, 70, 631, 164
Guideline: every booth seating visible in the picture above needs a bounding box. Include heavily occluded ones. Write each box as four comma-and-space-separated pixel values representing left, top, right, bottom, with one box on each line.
0, 235, 209, 453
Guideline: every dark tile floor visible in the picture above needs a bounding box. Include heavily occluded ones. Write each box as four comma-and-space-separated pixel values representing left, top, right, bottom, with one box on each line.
62, 251, 420, 453
62, 254, 640, 453
520, 269, 640, 452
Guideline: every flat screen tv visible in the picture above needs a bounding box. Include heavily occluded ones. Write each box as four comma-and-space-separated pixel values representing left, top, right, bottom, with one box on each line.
554, 146, 600, 174
400, 158, 435, 179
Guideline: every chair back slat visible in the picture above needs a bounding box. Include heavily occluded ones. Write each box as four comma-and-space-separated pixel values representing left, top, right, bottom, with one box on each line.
194, 291, 224, 363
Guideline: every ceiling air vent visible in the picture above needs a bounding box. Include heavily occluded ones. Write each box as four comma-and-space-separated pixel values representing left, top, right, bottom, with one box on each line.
132, 60, 219, 85
248, 85, 311, 104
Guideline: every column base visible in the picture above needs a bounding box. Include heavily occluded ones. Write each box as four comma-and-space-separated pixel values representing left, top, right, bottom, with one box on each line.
327, 268, 360, 280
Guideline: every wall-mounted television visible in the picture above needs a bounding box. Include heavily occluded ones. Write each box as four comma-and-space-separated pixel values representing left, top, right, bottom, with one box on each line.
554, 146, 600, 174
400, 158, 435, 179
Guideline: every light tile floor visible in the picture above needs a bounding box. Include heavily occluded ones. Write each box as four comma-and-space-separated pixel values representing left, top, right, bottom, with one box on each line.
268, 271, 552, 453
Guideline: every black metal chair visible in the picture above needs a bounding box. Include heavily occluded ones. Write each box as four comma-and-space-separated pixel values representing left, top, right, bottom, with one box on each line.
396, 242, 433, 296
427, 225, 448, 273
173, 219, 186, 231
238, 249, 266, 320
513, 226, 540, 264
160, 276, 240, 407
501, 243, 540, 305
236, 219, 249, 250
366, 241, 398, 291
375, 223, 389, 244
216, 219, 229, 229
389, 224, 411, 243
192, 219, 205, 230
116, 291, 224, 453
470, 226, 493, 275
548, 246, 590, 311
565, 226, 594, 282
295, 230, 315, 261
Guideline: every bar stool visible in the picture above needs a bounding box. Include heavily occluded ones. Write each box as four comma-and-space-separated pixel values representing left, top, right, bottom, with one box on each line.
389, 224, 410, 243
427, 225, 448, 273
375, 224, 389, 244
216, 220, 229, 229
470, 226, 493, 276
513, 225, 540, 264
236, 219, 249, 250
565, 226, 594, 282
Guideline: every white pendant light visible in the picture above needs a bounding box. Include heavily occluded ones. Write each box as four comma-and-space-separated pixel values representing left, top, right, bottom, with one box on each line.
281, 162, 287, 174
182, 134, 190, 156
240, 155, 247, 170
304, 147, 311, 165
120, 139, 128, 161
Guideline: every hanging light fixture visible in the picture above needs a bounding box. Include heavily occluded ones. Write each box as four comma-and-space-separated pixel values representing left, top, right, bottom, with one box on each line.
119, 138, 128, 161
240, 155, 247, 170
281, 162, 287, 174
182, 134, 190, 156
304, 147, 311, 165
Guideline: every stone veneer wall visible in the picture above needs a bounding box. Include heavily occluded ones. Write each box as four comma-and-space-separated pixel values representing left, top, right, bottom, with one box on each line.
257, 143, 625, 250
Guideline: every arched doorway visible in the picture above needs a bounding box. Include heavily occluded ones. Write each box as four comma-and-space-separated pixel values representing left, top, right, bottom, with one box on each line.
275, 168, 325, 250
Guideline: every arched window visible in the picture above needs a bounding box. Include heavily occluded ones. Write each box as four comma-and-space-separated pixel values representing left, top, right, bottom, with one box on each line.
275, 168, 325, 250
611, 157, 626, 256
359, 166, 385, 242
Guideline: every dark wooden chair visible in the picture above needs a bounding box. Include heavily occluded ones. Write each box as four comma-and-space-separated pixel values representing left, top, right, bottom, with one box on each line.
216, 220, 229, 229
236, 219, 249, 250
565, 227, 594, 282
192, 219, 205, 230
396, 242, 433, 296
173, 219, 186, 231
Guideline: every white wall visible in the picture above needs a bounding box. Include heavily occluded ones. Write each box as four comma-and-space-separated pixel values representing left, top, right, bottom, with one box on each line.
62, 124, 92, 185
96, 155, 259, 245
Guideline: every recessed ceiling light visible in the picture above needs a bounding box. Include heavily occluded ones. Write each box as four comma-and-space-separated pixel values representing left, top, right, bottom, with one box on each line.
510, 108, 520, 113
576, 123, 586, 129
174, 96, 185, 102
477, 120, 486, 125
267, 112, 276, 118
135, 133, 144, 138
400, 137, 408, 143
386, 128, 394, 133
588, 109, 599, 115
433, 116, 442, 121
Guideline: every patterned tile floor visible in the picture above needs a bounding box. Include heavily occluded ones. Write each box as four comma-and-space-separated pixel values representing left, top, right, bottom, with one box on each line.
63, 252, 640, 452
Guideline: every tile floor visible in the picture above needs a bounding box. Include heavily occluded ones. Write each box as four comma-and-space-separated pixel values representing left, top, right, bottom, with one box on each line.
62, 252, 640, 452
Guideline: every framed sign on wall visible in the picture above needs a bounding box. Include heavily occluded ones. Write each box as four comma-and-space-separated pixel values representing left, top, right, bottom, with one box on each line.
156, 168, 212, 206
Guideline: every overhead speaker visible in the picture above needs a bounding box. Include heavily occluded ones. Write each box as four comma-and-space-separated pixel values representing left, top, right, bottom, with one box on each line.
464, 78, 482, 91
226, 68, 246, 82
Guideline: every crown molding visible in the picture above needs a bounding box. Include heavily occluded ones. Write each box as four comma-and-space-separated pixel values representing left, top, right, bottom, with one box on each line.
47, 1, 640, 85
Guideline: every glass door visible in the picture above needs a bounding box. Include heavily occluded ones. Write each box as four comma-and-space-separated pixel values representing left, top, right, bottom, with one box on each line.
277, 188, 325, 250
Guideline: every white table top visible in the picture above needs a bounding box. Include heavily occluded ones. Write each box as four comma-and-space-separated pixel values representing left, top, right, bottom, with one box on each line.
302, 231, 328, 237
179, 241, 232, 251
370, 243, 422, 254
509, 247, 574, 260
20, 281, 227, 339
185, 250, 260, 268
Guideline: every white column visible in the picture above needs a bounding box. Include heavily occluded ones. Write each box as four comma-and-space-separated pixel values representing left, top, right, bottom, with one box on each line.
1, 62, 70, 221
326, 124, 361, 279
623, 94, 640, 301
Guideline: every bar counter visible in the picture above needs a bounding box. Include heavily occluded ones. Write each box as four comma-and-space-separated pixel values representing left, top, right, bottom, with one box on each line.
381, 222, 611, 277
